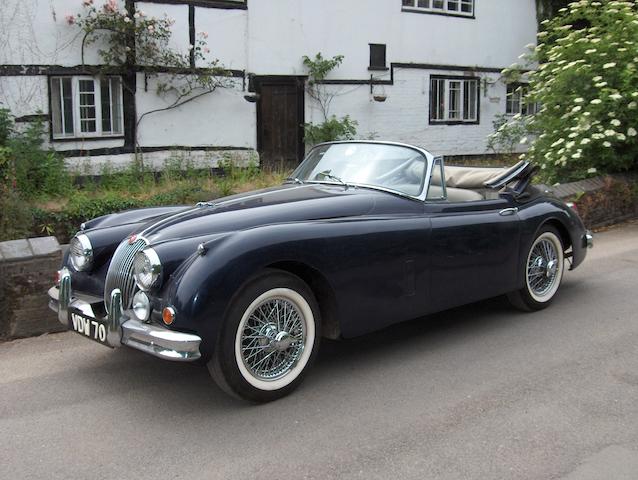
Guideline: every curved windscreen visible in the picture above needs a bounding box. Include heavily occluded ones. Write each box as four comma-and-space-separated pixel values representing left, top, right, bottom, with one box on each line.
291, 143, 427, 197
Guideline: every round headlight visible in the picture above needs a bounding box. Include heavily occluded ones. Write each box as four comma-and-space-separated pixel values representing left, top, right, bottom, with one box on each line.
133, 248, 162, 291
69, 234, 93, 272
132, 291, 151, 321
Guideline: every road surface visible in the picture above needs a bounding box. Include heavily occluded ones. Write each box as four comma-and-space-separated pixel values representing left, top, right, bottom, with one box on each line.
1, 221, 638, 480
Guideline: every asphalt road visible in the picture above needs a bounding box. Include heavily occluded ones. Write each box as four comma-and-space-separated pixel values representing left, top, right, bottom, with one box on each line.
2, 221, 638, 480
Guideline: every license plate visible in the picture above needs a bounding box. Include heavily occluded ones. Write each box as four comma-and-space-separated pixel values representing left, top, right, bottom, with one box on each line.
68, 310, 112, 347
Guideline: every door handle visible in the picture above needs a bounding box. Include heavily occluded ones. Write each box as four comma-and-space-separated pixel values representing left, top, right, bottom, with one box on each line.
499, 207, 519, 216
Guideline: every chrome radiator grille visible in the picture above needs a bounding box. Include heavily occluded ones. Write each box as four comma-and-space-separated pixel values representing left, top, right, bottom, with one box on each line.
104, 238, 147, 311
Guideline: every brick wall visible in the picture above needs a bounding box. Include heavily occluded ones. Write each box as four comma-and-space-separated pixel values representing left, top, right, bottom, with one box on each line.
0, 237, 65, 340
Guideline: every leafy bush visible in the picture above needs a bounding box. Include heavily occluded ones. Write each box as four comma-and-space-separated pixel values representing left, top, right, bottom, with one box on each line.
303, 115, 358, 146
499, 0, 638, 183
0, 109, 72, 198
302, 53, 358, 146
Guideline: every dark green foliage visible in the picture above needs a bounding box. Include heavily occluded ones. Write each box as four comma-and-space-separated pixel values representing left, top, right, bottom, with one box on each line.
303, 115, 358, 145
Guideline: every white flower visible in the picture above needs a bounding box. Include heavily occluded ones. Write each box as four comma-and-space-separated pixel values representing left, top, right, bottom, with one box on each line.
583, 112, 591, 116
566, 141, 576, 149
629, 102, 637, 109
585, 49, 597, 54
551, 138, 565, 147
603, 62, 616, 69
603, 141, 612, 147
590, 99, 602, 105
609, 93, 623, 100
604, 130, 616, 137
568, 132, 578, 138
593, 76, 603, 82
631, 92, 638, 97
134, 12, 139, 18
617, 133, 626, 141
581, 138, 591, 145
628, 128, 637, 137
574, 98, 584, 103
587, 168, 597, 174
611, 119, 621, 127
595, 82, 608, 88
520, 137, 528, 144
572, 106, 582, 113
123, 16, 130, 23
592, 133, 605, 140
572, 152, 582, 159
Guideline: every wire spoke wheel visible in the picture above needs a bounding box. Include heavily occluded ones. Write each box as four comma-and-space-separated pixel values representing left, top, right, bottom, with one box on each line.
232, 286, 316, 393
525, 231, 564, 303
240, 298, 307, 381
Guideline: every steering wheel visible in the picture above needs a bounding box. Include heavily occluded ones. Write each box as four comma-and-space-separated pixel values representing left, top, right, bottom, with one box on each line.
375, 156, 420, 183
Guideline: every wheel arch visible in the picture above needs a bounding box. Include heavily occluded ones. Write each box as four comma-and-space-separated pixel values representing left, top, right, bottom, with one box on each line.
540, 218, 573, 252
265, 261, 341, 340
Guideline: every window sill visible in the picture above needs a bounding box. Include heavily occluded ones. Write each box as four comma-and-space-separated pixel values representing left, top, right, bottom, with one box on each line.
51, 135, 125, 142
429, 120, 479, 126
401, 8, 475, 19
368, 66, 389, 72
144, 0, 247, 9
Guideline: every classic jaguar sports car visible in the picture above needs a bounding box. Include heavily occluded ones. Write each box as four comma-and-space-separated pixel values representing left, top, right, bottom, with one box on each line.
49, 141, 592, 402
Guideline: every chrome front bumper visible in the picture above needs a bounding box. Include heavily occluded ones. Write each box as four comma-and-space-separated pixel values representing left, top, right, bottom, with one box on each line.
49, 268, 201, 361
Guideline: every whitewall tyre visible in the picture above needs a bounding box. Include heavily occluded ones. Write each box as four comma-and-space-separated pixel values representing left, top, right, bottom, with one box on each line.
208, 270, 321, 402
508, 226, 565, 311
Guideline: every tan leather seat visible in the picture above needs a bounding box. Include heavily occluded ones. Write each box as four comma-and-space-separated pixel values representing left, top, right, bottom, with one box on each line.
427, 185, 484, 202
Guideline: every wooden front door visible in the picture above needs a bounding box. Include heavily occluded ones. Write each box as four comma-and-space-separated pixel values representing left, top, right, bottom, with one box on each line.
255, 77, 305, 170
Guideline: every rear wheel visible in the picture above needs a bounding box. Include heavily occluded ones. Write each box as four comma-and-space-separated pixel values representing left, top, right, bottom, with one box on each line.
209, 270, 321, 402
508, 226, 565, 311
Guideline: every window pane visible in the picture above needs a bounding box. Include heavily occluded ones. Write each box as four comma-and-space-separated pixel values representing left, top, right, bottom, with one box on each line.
101, 79, 112, 133
417, 0, 430, 7
402, 0, 415, 6
448, 81, 461, 119
461, 0, 473, 13
78, 79, 96, 134
427, 158, 446, 199
111, 77, 123, 134
369, 44, 386, 69
447, 0, 459, 11
62, 78, 73, 134
463, 80, 477, 121
433, 0, 444, 9
431, 78, 446, 121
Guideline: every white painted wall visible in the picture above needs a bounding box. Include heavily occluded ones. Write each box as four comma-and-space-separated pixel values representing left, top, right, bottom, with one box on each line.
135, 73, 255, 148
0, 0, 537, 161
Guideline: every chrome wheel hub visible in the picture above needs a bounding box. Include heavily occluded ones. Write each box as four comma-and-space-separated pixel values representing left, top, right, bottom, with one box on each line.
527, 238, 559, 297
240, 298, 306, 381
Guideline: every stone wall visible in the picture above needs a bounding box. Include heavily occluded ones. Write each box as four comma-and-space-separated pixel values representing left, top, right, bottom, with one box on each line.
0, 237, 64, 340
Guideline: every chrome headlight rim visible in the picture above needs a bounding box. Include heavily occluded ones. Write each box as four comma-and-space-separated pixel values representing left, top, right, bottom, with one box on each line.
69, 234, 94, 272
133, 248, 162, 292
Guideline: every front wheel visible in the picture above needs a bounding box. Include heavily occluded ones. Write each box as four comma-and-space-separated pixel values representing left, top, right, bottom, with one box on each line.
208, 270, 321, 402
508, 226, 565, 311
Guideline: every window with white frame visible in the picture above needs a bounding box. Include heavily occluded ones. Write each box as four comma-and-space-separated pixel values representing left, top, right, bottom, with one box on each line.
430, 76, 479, 123
402, 0, 474, 16
50, 76, 123, 139
506, 83, 538, 116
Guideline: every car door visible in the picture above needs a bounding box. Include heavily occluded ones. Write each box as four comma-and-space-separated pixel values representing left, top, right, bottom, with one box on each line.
425, 161, 521, 313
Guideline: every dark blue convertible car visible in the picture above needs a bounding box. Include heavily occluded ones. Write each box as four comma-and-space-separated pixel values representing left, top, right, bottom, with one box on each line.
49, 141, 592, 402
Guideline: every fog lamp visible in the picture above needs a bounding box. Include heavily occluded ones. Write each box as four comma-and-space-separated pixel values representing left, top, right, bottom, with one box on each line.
132, 291, 151, 321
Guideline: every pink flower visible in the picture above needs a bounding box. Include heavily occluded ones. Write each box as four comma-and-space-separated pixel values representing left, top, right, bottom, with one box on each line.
103, 0, 118, 13
65, 14, 75, 25
82, 0, 93, 6
200, 31, 208, 39
203, 47, 210, 54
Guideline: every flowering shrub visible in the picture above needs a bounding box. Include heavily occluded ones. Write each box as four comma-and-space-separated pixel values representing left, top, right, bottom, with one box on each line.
68, 0, 229, 98
497, 0, 638, 183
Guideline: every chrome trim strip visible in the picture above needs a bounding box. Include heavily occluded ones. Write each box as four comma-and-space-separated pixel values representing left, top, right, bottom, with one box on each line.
584, 231, 593, 249
58, 267, 71, 325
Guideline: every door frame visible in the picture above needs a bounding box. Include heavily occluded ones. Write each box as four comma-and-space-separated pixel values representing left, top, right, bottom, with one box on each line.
252, 75, 306, 165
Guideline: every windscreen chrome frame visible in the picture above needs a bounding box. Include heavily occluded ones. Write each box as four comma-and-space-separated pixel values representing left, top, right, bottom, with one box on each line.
295, 141, 435, 202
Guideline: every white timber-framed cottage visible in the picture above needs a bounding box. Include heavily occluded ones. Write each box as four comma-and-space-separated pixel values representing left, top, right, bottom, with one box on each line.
0, 0, 538, 171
